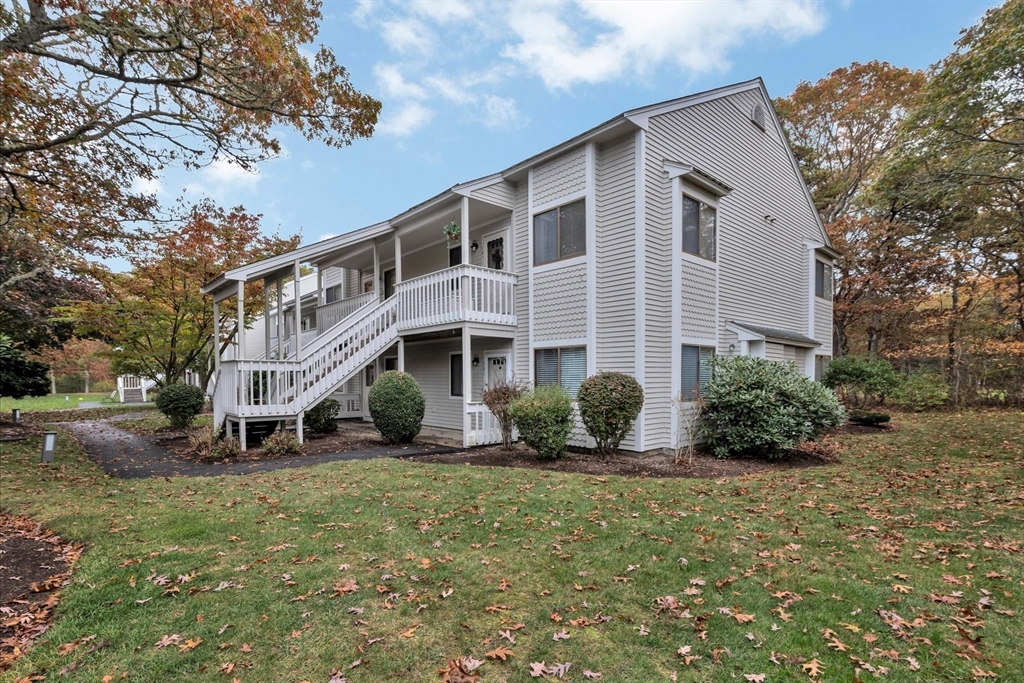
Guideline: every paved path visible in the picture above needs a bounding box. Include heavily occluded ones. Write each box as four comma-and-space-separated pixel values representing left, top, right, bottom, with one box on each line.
61, 416, 456, 479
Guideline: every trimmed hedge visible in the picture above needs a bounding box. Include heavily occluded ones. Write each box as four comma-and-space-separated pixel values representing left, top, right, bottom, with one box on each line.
700, 356, 846, 459
508, 385, 574, 459
849, 410, 891, 427
154, 382, 205, 429
368, 371, 425, 443
306, 398, 340, 434
577, 371, 644, 457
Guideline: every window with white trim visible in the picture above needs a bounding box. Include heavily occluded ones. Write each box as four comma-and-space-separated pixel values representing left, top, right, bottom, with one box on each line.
815, 260, 832, 300
534, 199, 585, 266
535, 346, 586, 398
681, 345, 714, 400
450, 354, 463, 397
682, 193, 716, 261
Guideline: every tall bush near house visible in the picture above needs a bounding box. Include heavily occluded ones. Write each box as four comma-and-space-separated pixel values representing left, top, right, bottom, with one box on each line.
577, 372, 644, 457
306, 398, 341, 434
508, 385, 574, 459
700, 356, 846, 459
368, 371, 424, 443
823, 355, 902, 408
481, 375, 527, 450
154, 382, 205, 429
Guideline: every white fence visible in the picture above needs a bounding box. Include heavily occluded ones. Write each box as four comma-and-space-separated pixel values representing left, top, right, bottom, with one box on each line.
116, 372, 202, 403
466, 402, 517, 446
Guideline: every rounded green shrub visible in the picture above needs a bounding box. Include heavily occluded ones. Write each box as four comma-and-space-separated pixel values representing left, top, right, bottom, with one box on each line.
154, 382, 205, 429
261, 430, 302, 456
368, 371, 425, 443
508, 385, 574, 459
306, 398, 341, 434
823, 355, 902, 408
577, 371, 644, 457
699, 356, 846, 459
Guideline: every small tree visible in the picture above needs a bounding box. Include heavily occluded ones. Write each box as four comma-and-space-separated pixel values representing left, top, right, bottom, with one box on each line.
673, 392, 705, 466
368, 371, 425, 443
823, 355, 902, 408
508, 385, 574, 459
577, 372, 644, 457
154, 383, 206, 429
481, 374, 527, 450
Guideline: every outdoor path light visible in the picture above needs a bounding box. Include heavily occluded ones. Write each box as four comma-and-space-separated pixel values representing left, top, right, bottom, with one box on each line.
11, 408, 19, 423
41, 431, 57, 463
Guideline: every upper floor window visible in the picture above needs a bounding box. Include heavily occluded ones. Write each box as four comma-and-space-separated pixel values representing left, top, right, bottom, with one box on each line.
815, 260, 833, 300
535, 346, 586, 398
682, 194, 716, 261
534, 199, 585, 266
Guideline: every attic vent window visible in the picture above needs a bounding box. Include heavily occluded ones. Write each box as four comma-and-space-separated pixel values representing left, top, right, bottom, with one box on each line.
751, 104, 766, 131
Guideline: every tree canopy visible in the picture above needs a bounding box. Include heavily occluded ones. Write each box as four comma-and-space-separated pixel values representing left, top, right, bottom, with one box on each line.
62, 200, 299, 388
0, 0, 380, 293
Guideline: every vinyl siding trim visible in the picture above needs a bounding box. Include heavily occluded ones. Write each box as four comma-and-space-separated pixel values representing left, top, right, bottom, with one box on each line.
633, 129, 646, 451
585, 142, 598, 379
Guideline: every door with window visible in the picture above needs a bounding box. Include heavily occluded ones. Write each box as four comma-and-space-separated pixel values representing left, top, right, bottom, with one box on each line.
383, 268, 396, 299
482, 231, 507, 271
484, 352, 509, 390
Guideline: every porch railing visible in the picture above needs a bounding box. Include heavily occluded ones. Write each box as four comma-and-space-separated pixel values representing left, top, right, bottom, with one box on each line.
317, 292, 378, 331
396, 265, 516, 330
466, 402, 516, 447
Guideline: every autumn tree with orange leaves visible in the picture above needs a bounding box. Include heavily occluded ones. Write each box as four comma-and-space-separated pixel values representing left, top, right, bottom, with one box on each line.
63, 200, 299, 389
0, 0, 379, 343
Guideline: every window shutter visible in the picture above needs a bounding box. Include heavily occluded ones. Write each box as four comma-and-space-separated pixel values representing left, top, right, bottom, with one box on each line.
535, 348, 558, 387
559, 347, 586, 398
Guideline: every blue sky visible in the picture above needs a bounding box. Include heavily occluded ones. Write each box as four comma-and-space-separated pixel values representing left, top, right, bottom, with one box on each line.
137, 0, 999, 250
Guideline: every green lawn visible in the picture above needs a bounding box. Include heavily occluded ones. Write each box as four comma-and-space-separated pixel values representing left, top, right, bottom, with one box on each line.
1, 411, 1021, 682
1, 392, 116, 412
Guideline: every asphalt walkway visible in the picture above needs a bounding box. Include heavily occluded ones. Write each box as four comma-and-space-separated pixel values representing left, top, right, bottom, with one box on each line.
61, 415, 456, 479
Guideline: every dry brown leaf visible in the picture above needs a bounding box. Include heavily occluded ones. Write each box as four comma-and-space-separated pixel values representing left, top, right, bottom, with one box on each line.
485, 646, 514, 661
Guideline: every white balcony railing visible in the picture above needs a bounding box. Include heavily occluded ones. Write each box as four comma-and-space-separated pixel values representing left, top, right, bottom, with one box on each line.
466, 402, 517, 447
318, 291, 378, 331
396, 265, 516, 330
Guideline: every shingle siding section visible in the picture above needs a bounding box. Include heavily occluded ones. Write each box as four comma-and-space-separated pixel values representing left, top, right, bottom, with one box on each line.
680, 261, 716, 339
534, 146, 586, 206
533, 264, 587, 341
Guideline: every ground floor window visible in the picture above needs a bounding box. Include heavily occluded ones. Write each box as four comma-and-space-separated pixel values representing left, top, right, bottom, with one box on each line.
535, 346, 586, 398
681, 345, 714, 400
450, 353, 463, 397
814, 355, 831, 382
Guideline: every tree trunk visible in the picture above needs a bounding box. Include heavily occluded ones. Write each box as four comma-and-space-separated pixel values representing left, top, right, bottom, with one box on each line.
84, 368, 89, 393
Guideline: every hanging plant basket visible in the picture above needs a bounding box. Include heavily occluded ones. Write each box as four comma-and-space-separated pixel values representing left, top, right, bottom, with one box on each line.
442, 221, 461, 245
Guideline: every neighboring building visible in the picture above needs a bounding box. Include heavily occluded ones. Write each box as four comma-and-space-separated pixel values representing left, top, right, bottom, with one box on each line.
202, 78, 837, 451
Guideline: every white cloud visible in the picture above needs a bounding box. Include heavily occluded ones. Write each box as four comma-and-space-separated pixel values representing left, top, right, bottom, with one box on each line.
132, 175, 163, 197
351, 0, 378, 26
480, 95, 527, 130
202, 158, 261, 189
408, 0, 477, 24
381, 17, 433, 55
318, 232, 337, 242
503, 0, 826, 90
377, 100, 434, 137
374, 63, 428, 100
424, 75, 476, 105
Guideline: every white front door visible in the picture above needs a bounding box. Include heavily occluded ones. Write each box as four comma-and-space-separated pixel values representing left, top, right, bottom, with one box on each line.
481, 231, 507, 271
484, 352, 509, 389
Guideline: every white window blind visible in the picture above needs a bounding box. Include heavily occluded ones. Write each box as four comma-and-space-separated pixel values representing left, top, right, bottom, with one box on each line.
681, 345, 714, 400
535, 346, 587, 398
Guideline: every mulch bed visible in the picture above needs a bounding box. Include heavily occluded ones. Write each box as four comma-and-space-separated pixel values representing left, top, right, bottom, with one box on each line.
0, 513, 83, 672
405, 440, 841, 479
164, 427, 398, 463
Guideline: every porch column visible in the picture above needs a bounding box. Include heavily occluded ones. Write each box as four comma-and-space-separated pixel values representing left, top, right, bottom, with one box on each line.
461, 196, 470, 316
213, 299, 221, 374
293, 259, 302, 358
317, 266, 325, 306
394, 234, 402, 283
462, 329, 471, 448
263, 279, 271, 356
276, 279, 284, 359
372, 240, 380, 300
397, 338, 405, 372
236, 281, 245, 360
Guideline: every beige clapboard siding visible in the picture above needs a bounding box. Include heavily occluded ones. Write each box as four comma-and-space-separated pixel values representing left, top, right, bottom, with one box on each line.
643, 129, 675, 449
323, 266, 344, 288
681, 260, 717, 339
815, 299, 833, 356
534, 146, 586, 207
765, 343, 786, 362
534, 263, 587, 341
403, 339, 463, 430
345, 267, 360, 298
644, 88, 828, 449
596, 134, 637, 374
471, 181, 515, 209
513, 182, 530, 380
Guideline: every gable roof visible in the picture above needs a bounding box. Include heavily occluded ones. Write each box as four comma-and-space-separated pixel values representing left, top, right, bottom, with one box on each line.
727, 321, 821, 348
